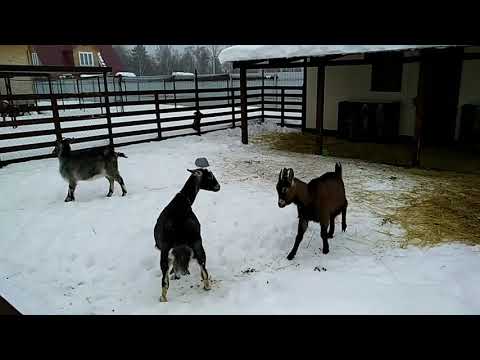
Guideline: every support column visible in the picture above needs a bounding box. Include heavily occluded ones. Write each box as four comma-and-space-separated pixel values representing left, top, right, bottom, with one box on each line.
240, 65, 248, 144
316, 64, 325, 155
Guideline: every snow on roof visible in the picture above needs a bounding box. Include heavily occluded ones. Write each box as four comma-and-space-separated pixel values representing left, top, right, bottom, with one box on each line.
115, 72, 136, 77
172, 72, 194, 77
218, 45, 456, 63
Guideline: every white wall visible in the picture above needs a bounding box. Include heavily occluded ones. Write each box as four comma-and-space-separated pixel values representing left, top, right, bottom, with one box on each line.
455, 58, 480, 139
305, 67, 318, 129
320, 62, 420, 136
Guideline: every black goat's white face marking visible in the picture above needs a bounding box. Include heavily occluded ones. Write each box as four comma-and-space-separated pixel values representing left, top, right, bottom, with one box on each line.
276, 168, 295, 208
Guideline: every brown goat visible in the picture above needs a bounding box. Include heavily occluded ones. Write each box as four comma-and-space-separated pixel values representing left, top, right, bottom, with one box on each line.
276, 163, 348, 260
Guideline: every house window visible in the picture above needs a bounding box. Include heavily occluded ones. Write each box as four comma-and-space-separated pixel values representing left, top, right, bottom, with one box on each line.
79, 52, 94, 66
368, 52, 403, 92
31, 52, 40, 65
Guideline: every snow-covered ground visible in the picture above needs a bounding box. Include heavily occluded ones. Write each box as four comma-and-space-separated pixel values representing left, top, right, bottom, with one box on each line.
1, 122, 479, 314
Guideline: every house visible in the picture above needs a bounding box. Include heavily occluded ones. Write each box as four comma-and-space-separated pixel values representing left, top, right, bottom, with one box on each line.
219, 45, 480, 164
0, 45, 124, 99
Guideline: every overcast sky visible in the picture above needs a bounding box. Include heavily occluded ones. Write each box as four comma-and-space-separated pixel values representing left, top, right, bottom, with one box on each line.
125, 45, 231, 54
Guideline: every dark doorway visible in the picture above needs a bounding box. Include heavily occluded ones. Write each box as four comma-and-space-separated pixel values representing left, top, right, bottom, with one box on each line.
418, 48, 463, 145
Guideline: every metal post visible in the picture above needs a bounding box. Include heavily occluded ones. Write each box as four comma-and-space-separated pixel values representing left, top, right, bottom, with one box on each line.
155, 92, 162, 139
173, 76, 177, 109
163, 79, 167, 102
231, 86, 236, 128
261, 69, 265, 123
79, 78, 84, 112
102, 73, 114, 146
137, 78, 140, 102
194, 69, 201, 135
240, 65, 248, 144
281, 88, 285, 127
51, 95, 62, 142
96, 76, 103, 114
59, 77, 64, 106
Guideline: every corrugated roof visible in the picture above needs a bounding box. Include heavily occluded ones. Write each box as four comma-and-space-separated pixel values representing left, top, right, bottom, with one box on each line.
218, 45, 460, 63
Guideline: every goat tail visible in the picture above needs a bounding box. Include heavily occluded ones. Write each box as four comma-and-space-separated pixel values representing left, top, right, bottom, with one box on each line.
115, 152, 128, 159
335, 162, 342, 178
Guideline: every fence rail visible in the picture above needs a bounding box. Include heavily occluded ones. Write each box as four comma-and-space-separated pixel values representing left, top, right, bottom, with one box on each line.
0, 83, 303, 165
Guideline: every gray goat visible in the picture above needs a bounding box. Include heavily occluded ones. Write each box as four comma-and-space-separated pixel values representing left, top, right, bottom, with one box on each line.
53, 138, 128, 202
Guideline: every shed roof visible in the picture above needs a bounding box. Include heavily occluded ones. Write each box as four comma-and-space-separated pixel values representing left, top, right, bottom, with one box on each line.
218, 45, 460, 63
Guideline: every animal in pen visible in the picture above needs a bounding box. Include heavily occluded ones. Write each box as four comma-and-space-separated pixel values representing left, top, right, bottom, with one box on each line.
154, 162, 220, 302
276, 163, 348, 260
52, 138, 128, 202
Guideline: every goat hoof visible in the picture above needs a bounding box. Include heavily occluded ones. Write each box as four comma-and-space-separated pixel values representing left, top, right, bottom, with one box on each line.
287, 253, 295, 261
65, 198, 74, 202
160, 296, 168, 303
203, 281, 211, 291
322, 247, 329, 255
122, 192, 127, 197
342, 225, 347, 232
328, 233, 334, 239
106, 193, 113, 197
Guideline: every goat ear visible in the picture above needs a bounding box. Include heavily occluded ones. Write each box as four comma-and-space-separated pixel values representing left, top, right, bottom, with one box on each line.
187, 169, 202, 176
288, 168, 294, 182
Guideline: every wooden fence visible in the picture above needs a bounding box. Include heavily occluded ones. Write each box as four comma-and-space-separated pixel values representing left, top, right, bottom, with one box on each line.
0, 84, 303, 166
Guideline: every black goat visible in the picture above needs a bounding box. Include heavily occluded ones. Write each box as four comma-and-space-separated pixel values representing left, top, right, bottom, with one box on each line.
53, 138, 128, 202
154, 167, 220, 302
276, 163, 348, 260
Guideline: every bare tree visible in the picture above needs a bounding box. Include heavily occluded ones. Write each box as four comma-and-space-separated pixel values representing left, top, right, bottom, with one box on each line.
209, 45, 229, 74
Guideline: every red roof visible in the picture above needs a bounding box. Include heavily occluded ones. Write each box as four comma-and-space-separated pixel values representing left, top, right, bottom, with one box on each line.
32, 45, 124, 73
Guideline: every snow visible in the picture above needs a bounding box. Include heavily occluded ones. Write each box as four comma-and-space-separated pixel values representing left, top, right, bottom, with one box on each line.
172, 72, 194, 77
115, 72, 136, 77
218, 45, 456, 63
1, 122, 480, 314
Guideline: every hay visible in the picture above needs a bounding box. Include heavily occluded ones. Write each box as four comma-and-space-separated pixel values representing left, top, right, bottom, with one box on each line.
252, 131, 415, 166
251, 132, 322, 154
250, 131, 480, 248
382, 172, 480, 248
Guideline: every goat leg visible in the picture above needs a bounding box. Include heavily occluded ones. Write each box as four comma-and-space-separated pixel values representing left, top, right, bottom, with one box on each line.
341, 204, 347, 232
106, 177, 114, 197
115, 175, 127, 196
287, 218, 308, 260
320, 224, 329, 254
328, 215, 335, 238
65, 182, 76, 202
160, 250, 170, 302
192, 241, 210, 290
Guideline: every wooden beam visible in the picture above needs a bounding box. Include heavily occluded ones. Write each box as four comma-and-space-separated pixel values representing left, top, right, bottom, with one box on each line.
301, 59, 307, 132
240, 65, 248, 144
316, 64, 325, 154
0, 64, 112, 74
230, 50, 480, 70
413, 60, 426, 166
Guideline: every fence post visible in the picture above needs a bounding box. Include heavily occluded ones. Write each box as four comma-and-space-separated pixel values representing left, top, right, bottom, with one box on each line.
102, 72, 114, 147
163, 80, 167, 102
155, 92, 162, 140
96, 76, 103, 114
137, 79, 140, 102
261, 69, 265, 123
51, 95, 62, 142
194, 70, 201, 136
231, 86, 236, 128
173, 76, 177, 108
281, 88, 285, 127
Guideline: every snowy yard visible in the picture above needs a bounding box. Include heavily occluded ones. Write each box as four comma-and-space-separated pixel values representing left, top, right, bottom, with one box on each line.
1, 121, 480, 314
